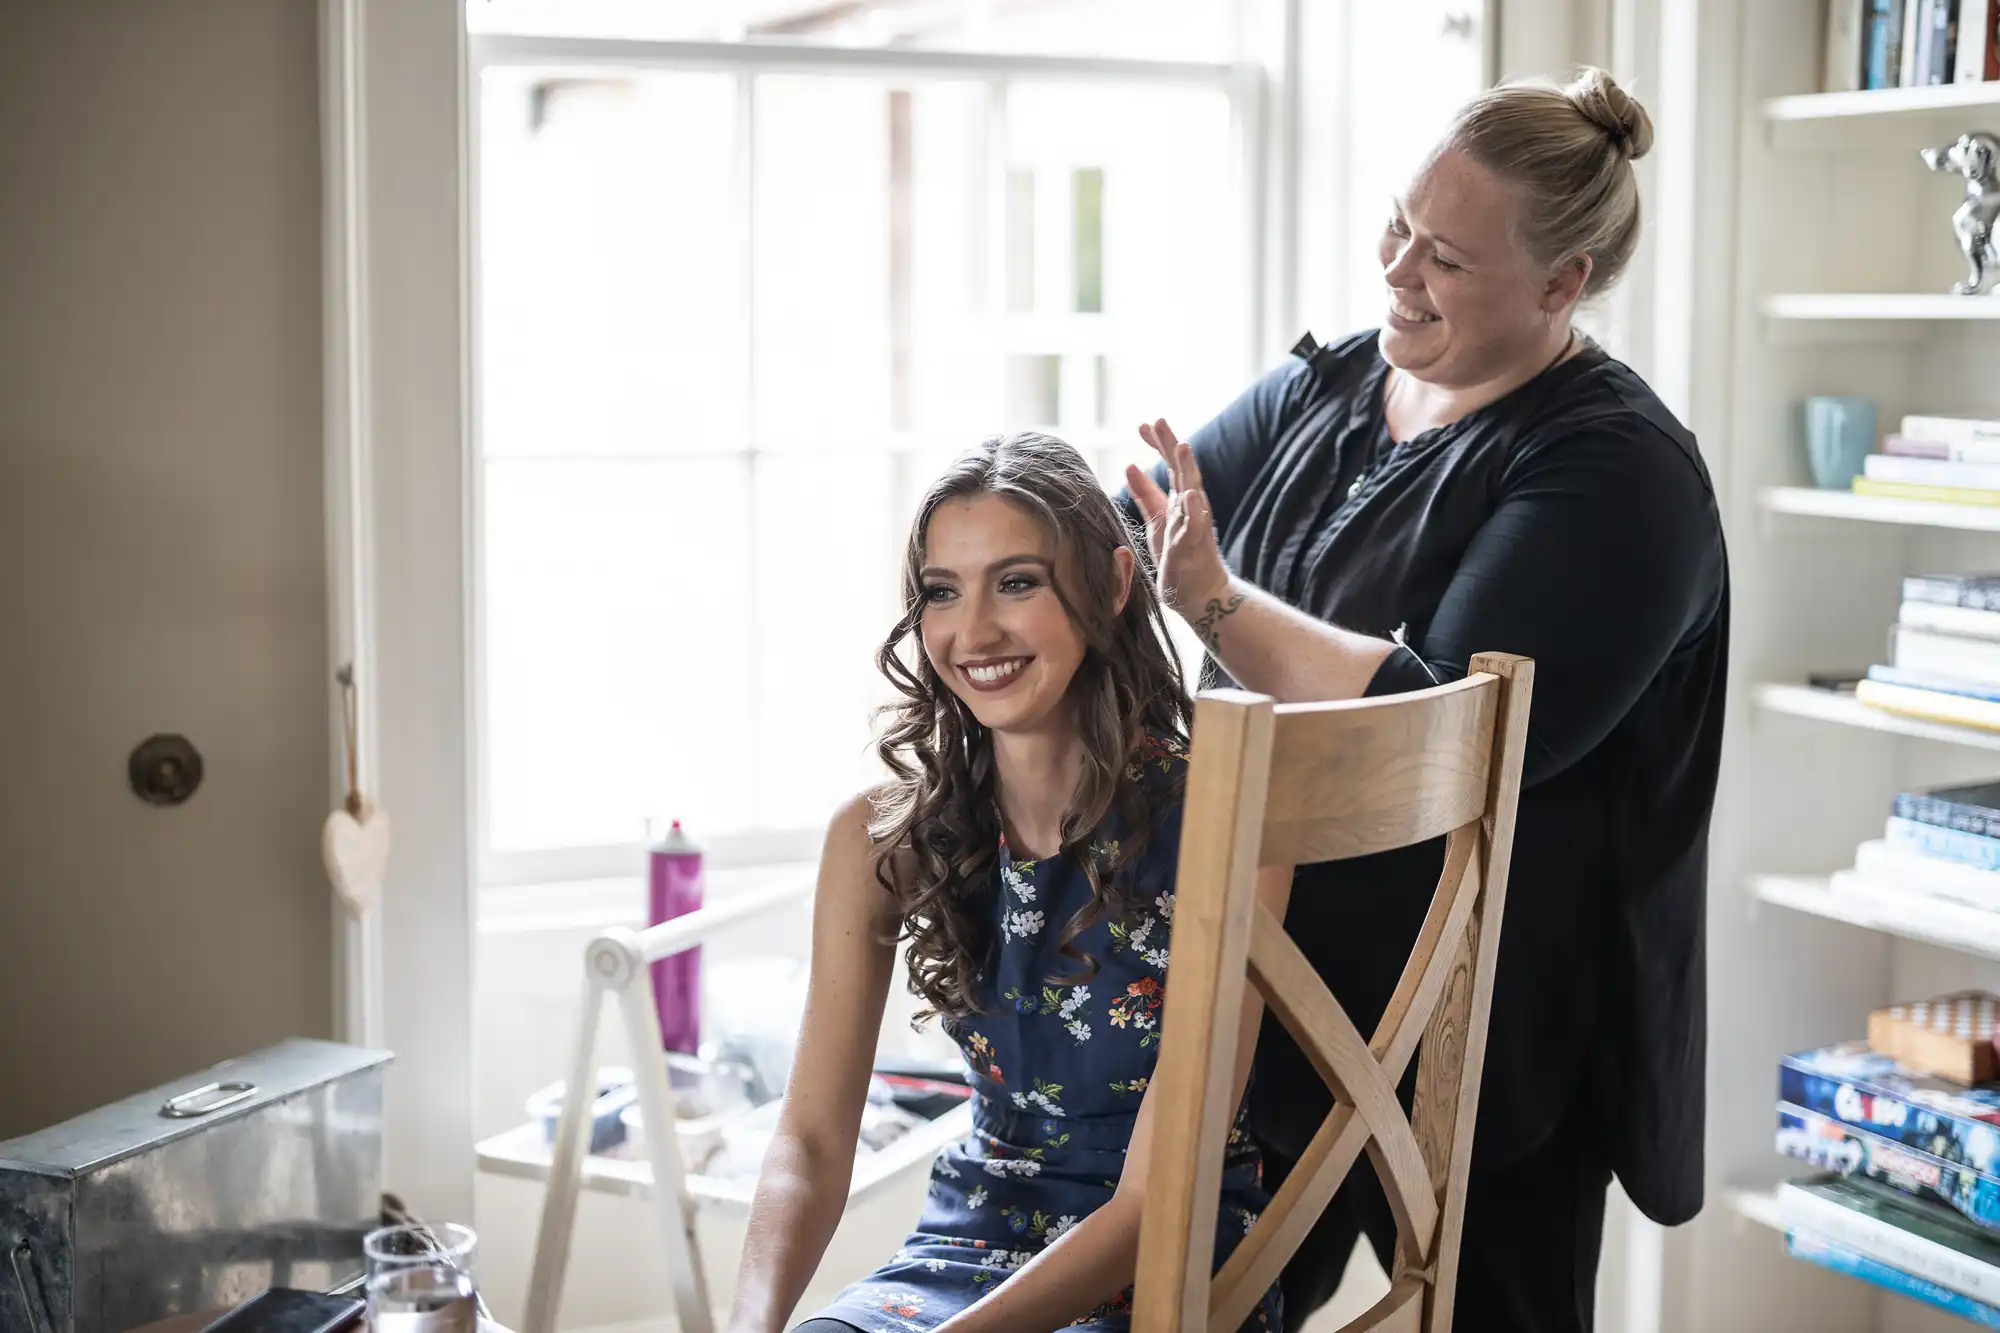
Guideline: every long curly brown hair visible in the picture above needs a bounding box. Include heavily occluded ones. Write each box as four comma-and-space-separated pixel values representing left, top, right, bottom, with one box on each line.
869, 431, 1193, 1025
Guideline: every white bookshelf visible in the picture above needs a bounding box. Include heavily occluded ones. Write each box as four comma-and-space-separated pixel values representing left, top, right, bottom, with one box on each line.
1746, 872, 2000, 961
1760, 485, 2000, 532
1763, 80, 2000, 121
1703, 5, 2000, 1330
1754, 681, 2000, 752
1760, 293, 2000, 321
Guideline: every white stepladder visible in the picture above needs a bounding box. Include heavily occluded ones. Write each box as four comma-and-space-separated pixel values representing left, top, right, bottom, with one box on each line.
477, 878, 972, 1333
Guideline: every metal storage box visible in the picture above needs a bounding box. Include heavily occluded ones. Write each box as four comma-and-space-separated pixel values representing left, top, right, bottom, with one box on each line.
0, 1038, 390, 1333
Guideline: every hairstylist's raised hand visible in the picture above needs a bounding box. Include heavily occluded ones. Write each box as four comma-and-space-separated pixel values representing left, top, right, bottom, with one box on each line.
1126, 419, 1232, 618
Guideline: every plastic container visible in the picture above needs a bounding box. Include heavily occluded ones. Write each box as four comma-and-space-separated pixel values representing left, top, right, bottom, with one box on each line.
616, 1052, 756, 1171
619, 1101, 724, 1173
525, 1066, 637, 1155
703, 955, 811, 1103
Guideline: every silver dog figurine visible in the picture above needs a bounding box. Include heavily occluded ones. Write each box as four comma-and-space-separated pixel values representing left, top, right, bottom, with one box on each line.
1921, 131, 2000, 296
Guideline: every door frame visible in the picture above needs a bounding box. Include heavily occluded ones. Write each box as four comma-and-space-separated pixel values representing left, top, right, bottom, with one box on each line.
320, 0, 477, 1220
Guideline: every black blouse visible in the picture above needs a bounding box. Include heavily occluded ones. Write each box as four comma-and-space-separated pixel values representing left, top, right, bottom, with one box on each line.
1119, 329, 1728, 1227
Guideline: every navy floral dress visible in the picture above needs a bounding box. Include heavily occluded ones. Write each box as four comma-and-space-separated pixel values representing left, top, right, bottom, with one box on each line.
809, 736, 1281, 1333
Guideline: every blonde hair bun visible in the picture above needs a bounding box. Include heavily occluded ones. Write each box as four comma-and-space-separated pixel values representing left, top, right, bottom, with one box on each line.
1563, 67, 1653, 161
1444, 69, 1652, 295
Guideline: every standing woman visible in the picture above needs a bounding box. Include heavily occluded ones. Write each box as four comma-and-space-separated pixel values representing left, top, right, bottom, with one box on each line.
1122, 69, 1728, 1333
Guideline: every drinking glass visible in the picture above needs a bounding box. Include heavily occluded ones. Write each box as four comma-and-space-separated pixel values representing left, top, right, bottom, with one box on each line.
363, 1222, 479, 1333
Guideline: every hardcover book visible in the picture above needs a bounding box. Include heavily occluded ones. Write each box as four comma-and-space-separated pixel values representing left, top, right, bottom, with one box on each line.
1856, 678, 2000, 732
1782, 1171, 2000, 1303
1904, 574, 2000, 611
1897, 780, 2000, 840
1786, 1230, 2000, 1327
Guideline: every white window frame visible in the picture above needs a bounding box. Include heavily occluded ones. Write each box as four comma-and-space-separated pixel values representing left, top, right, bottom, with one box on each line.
464, 30, 1275, 889
323, 0, 1522, 1221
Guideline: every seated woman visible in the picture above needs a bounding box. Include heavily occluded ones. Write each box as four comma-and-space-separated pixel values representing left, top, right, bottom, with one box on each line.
723, 432, 1288, 1333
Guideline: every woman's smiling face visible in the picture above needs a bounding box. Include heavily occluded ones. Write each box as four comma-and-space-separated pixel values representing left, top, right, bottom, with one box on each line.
1377, 144, 1560, 386
919, 493, 1121, 737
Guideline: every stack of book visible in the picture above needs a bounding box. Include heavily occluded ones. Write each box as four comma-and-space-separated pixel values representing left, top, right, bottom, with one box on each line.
1856, 416, 2000, 508
1777, 1011, 2000, 1321
1856, 575, 2000, 731
1823, 0, 2000, 93
1818, 780, 2000, 938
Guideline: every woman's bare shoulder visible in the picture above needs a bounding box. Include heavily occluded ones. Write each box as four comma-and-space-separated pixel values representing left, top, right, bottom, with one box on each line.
824, 784, 895, 847
821, 786, 915, 897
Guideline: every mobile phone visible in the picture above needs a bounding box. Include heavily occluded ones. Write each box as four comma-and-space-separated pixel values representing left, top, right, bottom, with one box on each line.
195, 1288, 364, 1333
1807, 671, 1865, 694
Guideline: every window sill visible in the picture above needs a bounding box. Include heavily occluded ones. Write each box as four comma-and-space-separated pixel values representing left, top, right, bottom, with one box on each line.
477, 860, 819, 936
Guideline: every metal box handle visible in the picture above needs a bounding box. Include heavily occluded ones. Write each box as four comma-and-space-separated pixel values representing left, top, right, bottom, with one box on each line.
159, 1081, 258, 1118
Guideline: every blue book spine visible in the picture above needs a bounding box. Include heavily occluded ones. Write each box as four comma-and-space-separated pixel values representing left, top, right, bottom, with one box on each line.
1787, 1229, 2000, 1327
1888, 816, 2000, 870
1868, 0, 1896, 86
1871, 663, 2000, 705
1894, 790, 2000, 840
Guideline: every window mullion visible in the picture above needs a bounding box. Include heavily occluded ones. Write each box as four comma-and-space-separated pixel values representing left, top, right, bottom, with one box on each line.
983, 78, 1008, 337
737, 69, 764, 831
738, 69, 758, 446
1233, 63, 1270, 377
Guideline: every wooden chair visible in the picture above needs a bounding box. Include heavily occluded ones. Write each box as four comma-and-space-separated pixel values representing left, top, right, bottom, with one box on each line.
1133, 654, 1533, 1333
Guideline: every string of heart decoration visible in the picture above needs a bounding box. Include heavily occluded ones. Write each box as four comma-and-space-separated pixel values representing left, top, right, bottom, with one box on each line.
321, 663, 389, 1046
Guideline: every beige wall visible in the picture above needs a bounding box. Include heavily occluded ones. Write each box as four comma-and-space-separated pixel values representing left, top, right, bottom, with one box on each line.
0, 0, 330, 1138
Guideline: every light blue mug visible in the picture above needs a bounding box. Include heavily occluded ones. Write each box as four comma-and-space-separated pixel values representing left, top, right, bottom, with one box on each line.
1802, 394, 1877, 490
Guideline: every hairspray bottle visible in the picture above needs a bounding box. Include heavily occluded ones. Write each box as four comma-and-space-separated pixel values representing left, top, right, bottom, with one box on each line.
646, 819, 703, 1054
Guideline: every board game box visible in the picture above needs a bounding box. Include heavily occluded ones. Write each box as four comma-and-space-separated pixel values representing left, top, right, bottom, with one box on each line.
1781, 1041, 2000, 1174
1779, 1101, 2000, 1231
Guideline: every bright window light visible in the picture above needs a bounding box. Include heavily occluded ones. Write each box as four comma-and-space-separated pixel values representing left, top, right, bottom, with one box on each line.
470, 3, 1256, 882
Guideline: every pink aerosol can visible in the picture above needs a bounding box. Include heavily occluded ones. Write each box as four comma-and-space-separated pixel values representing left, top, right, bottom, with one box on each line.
646, 818, 703, 1054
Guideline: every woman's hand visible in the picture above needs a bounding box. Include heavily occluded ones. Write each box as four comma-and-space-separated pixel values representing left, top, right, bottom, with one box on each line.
1126, 419, 1233, 618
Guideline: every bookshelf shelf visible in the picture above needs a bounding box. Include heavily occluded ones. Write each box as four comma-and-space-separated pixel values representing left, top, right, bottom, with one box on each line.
1762, 80, 2000, 122
1747, 872, 2000, 962
1760, 293, 2000, 320
1754, 681, 2000, 752
1726, 1184, 1786, 1234
1760, 485, 2000, 531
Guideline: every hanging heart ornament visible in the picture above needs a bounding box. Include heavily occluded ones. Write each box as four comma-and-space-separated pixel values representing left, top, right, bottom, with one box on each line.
324, 792, 391, 918
323, 664, 390, 919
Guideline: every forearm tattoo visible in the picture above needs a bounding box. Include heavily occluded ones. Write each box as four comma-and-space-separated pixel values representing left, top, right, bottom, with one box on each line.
1190, 592, 1245, 654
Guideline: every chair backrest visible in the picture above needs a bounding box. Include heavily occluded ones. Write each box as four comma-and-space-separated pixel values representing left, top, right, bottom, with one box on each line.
1133, 653, 1533, 1333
